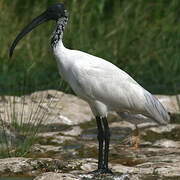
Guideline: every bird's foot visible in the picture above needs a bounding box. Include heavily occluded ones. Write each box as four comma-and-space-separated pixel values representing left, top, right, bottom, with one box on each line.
89, 168, 113, 175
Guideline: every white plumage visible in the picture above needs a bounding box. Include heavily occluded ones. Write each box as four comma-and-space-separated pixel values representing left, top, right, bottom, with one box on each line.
54, 40, 170, 125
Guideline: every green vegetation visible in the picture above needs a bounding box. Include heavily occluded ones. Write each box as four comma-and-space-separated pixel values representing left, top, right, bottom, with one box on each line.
0, 0, 179, 95
0, 90, 58, 158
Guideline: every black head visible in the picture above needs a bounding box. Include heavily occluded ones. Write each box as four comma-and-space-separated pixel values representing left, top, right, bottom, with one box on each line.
9, 3, 67, 58
46, 3, 67, 20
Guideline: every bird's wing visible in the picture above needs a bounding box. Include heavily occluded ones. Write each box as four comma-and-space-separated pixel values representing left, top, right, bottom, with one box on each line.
71, 51, 170, 125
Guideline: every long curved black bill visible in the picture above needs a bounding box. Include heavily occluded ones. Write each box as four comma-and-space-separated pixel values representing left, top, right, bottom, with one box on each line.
9, 12, 49, 58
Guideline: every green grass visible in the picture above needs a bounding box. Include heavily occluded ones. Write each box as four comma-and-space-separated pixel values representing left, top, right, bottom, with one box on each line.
0, 89, 60, 158
0, 0, 179, 95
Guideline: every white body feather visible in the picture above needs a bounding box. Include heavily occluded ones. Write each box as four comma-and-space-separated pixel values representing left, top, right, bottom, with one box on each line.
54, 41, 170, 125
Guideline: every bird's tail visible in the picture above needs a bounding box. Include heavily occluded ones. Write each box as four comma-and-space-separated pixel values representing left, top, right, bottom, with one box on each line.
144, 92, 170, 125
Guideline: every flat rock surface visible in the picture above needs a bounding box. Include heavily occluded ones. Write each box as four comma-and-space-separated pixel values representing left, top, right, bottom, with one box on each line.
33, 172, 81, 180
0, 90, 93, 126
0, 91, 179, 180
0, 157, 65, 176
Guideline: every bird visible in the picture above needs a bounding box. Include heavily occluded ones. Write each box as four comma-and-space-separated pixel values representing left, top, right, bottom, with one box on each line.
9, 3, 170, 175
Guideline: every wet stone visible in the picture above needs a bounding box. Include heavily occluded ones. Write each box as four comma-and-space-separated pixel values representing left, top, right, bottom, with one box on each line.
33, 172, 81, 180
0, 91, 180, 179
141, 124, 180, 142
60, 126, 82, 136
0, 158, 65, 177
152, 139, 180, 148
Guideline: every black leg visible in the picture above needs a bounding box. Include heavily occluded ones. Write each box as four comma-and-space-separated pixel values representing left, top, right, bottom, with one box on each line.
102, 117, 111, 171
96, 116, 104, 169
90, 116, 112, 175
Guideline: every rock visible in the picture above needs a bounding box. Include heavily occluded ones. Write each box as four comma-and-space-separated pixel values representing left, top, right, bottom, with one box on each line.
155, 94, 180, 114
153, 139, 180, 148
136, 161, 180, 178
61, 126, 82, 136
141, 124, 180, 142
30, 144, 61, 154
0, 92, 180, 180
40, 90, 93, 125
37, 132, 76, 144
0, 157, 65, 176
155, 163, 180, 178
34, 172, 138, 180
33, 172, 81, 180
0, 90, 93, 127
1, 155, 180, 179
0, 90, 93, 155
110, 120, 136, 131
0, 158, 32, 175
146, 124, 179, 133
79, 173, 138, 180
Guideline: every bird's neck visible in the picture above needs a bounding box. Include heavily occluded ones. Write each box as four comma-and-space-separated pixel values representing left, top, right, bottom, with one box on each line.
51, 17, 68, 48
